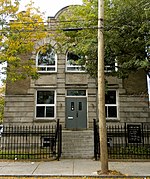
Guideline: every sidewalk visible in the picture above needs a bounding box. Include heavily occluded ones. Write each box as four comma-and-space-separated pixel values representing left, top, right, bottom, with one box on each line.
0, 159, 150, 177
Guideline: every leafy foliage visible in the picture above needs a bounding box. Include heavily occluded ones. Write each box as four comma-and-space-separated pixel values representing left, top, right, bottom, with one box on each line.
0, 85, 5, 123
56, 0, 150, 78
0, 0, 47, 82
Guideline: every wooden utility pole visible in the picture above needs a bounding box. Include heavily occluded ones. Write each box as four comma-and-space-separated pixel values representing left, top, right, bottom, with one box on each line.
98, 0, 109, 174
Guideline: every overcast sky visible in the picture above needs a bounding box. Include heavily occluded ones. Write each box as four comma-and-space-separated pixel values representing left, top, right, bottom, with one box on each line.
20, 0, 82, 17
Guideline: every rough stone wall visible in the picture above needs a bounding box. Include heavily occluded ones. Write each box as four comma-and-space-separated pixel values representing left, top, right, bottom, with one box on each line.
4, 95, 34, 125
123, 70, 147, 95
4, 45, 98, 126
118, 70, 150, 123
119, 94, 149, 123
6, 78, 30, 95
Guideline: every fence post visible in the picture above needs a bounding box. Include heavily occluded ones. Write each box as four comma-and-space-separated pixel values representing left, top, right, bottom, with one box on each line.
58, 124, 62, 160
57, 119, 62, 161
124, 123, 127, 147
141, 123, 144, 147
93, 119, 98, 160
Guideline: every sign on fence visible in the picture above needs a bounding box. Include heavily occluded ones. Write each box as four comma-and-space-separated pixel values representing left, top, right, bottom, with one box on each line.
127, 124, 141, 143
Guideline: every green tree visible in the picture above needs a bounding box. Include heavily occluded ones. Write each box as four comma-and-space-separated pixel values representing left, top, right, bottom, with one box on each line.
0, 0, 47, 82
55, 0, 149, 174
56, 0, 149, 78
105, 0, 150, 78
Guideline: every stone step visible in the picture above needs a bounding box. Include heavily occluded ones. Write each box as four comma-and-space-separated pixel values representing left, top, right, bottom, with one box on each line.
61, 130, 94, 159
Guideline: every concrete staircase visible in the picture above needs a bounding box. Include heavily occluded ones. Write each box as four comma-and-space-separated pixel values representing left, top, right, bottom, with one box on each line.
61, 130, 94, 159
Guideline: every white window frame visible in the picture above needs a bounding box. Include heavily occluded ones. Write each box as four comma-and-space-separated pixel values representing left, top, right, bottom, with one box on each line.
66, 51, 85, 72
105, 90, 118, 120
36, 47, 57, 73
105, 59, 118, 73
35, 90, 56, 119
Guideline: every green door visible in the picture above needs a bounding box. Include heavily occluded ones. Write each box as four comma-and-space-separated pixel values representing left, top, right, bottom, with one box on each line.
66, 98, 87, 129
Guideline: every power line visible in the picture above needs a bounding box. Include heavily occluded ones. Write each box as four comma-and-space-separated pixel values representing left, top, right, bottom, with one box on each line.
2, 19, 97, 26
0, 26, 99, 33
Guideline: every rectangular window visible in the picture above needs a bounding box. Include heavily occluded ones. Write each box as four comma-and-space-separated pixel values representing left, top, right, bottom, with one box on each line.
105, 90, 118, 119
36, 90, 55, 119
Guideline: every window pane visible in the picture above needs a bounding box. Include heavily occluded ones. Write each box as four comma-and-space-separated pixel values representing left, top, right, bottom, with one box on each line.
108, 106, 117, 117
46, 107, 54, 117
105, 91, 116, 104
38, 48, 55, 66
105, 106, 108, 117
37, 91, 54, 104
66, 52, 85, 71
37, 46, 56, 72
36, 106, 45, 117
38, 67, 46, 71
67, 66, 85, 71
67, 52, 80, 64
105, 61, 116, 72
47, 67, 55, 71
67, 90, 86, 96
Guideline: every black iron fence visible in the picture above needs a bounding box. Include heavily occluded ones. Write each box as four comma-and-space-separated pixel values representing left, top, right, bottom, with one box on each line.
0, 119, 62, 160
93, 119, 150, 160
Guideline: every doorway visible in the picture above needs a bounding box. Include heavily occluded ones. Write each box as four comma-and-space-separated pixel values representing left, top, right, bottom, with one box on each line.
66, 97, 87, 129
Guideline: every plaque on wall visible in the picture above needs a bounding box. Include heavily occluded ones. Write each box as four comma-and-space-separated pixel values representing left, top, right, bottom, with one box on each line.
127, 124, 141, 143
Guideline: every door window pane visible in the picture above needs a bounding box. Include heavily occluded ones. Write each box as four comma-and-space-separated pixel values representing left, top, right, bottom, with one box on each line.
71, 102, 74, 111
79, 102, 82, 111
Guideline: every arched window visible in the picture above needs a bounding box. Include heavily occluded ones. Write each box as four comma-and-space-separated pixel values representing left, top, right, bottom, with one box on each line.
36, 46, 57, 72
66, 51, 85, 72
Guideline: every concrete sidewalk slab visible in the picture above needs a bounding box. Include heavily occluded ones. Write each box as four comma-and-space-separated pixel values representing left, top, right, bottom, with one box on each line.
34, 160, 74, 175
0, 159, 149, 177
0, 162, 40, 175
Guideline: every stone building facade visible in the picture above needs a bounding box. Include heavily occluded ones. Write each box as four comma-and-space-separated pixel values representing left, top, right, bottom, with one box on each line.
3, 6, 150, 128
